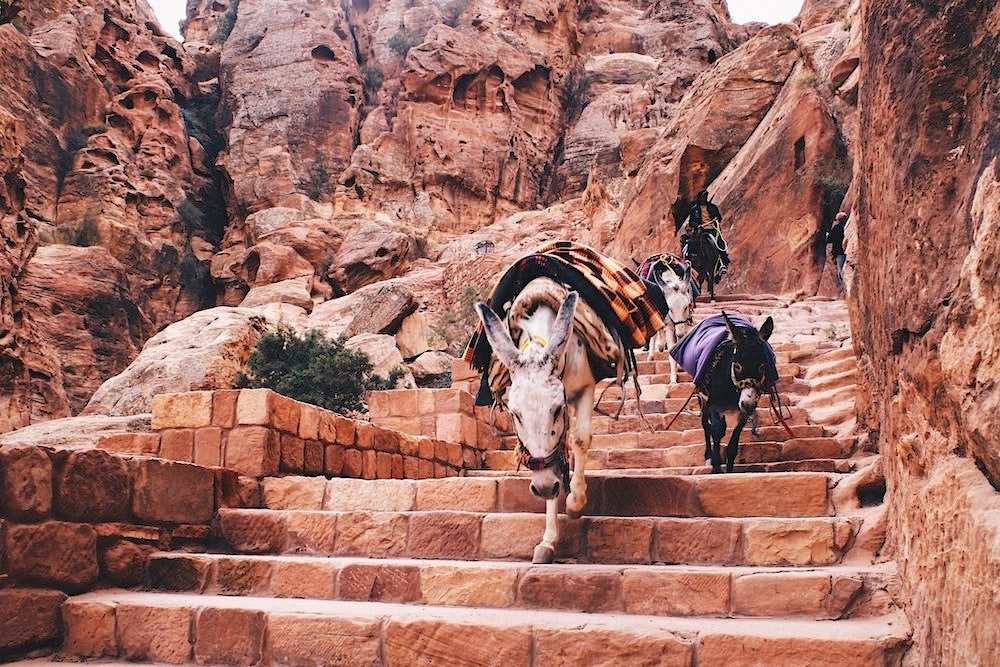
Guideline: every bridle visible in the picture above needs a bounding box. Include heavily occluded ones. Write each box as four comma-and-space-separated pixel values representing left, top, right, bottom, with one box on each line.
513, 398, 571, 490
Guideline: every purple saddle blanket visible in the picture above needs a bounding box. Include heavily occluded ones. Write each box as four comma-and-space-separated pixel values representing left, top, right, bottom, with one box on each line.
670, 313, 778, 387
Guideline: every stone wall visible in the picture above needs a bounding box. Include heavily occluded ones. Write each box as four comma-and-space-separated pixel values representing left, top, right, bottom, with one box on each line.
99, 388, 486, 479
0, 444, 246, 658
854, 1, 1000, 663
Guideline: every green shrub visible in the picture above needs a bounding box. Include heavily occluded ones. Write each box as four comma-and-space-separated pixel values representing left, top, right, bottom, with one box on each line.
441, 0, 468, 27
236, 327, 405, 414
387, 29, 422, 57
563, 66, 593, 118
61, 215, 101, 247
212, 0, 239, 44
296, 156, 334, 201
433, 284, 486, 355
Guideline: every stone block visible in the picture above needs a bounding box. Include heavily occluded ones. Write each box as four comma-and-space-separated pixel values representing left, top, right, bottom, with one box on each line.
194, 607, 265, 665
117, 603, 193, 662
535, 626, 692, 666
225, 425, 279, 476
217, 510, 288, 554
60, 599, 116, 659
403, 456, 420, 479
731, 571, 830, 617
269, 392, 302, 434
480, 514, 545, 560
518, 569, 623, 612
391, 454, 404, 479
361, 449, 377, 480
407, 511, 480, 559
236, 388, 301, 432
696, 473, 830, 518
742, 518, 837, 566
622, 568, 731, 615
415, 478, 497, 512
337, 563, 421, 602
376, 451, 392, 478
262, 476, 326, 510
419, 563, 517, 607
132, 459, 215, 525
97, 433, 161, 455
334, 511, 408, 557
151, 391, 213, 430
212, 389, 239, 428
6, 521, 98, 592
0, 445, 52, 520
298, 404, 321, 440
417, 458, 434, 479
214, 556, 272, 595
304, 439, 324, 474
158, 428, 194, 462
585, 517, 654, 564
384, 618, 530, 666
434, 388, 474, 414
279, 432, 305, 473
324, 443, 345, 476
147, 554, 212, 592
342, 449, 363, 478
373, 427, 400, 454
334, 415, 356, 446
698, 633, 885, 665
271, 559, 336, 598
285, 512, 337, 554
0, 587, 67, 653
193, 427, 223, 468
654, 518, 742, 565
355, 421, 374, 447
269, 614, 380, 665
99, 539, 152, 587
366, 391, 393, 418
398, 433, 421, 456
53, 449, 129, 523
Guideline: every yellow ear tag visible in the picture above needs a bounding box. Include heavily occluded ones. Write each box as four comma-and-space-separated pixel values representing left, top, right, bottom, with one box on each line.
519, 333, 548, 352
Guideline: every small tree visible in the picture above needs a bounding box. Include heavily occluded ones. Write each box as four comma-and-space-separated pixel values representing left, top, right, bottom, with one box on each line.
236, 327, 405, 414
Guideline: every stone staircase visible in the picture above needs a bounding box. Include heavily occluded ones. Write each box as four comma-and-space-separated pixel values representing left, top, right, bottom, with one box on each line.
6, 295, 912, 665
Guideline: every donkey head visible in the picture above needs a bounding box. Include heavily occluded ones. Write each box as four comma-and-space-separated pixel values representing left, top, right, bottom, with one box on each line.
653, 259, 695, 333
475, 291, 579, 499
722, 311, 774, 414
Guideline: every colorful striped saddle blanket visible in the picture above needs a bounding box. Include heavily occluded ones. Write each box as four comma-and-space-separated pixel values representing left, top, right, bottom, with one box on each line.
463, 240, 668, 406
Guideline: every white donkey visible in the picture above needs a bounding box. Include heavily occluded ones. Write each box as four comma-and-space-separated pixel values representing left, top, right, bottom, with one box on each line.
643, 255, 696, 382
475, 280, 597, 564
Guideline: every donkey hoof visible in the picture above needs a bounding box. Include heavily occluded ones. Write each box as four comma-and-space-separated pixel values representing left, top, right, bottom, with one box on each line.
566, 507, 584, 520
532, 544, 555, 564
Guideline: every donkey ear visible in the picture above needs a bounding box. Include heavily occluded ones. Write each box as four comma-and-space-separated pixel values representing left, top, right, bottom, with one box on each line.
721, 311, 739, 339
475, 302, 521, 369
759, 316, 774, 341
545, 290, 579, 361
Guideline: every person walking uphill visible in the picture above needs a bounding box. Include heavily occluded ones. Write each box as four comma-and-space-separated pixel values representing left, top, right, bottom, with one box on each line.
826, 212, 848, 291
681, 189, 731, 280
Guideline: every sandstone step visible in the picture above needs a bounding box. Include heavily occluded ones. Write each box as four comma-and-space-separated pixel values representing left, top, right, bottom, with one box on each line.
216, 508, 858, 566
484, 439, 853, 472
591, 406, 810, 434
472, 458, 854, 476
59, 590, 911, 666
145, 552, 900, 621
261, 471, 838, 518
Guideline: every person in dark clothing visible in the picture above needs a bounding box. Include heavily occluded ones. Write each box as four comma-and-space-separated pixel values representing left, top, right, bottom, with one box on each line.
826, 211, 848, 290
681, 189, 730, 279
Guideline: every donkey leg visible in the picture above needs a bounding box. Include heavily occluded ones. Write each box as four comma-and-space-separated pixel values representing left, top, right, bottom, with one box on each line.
703, 409, 726, 474
725, 413, 751, 473
566, 391, 594, 519
666, 326, 678, 384
532, 497, 560, 563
